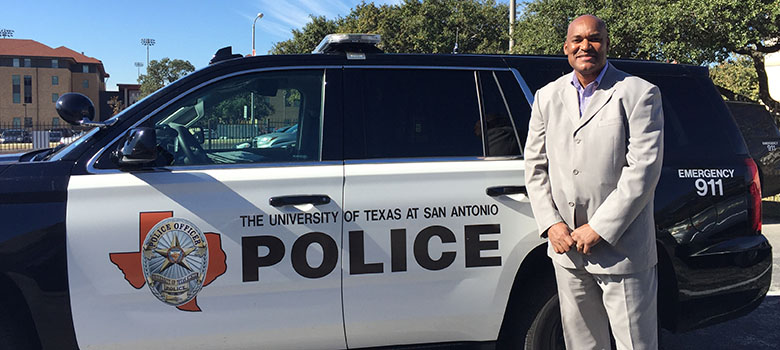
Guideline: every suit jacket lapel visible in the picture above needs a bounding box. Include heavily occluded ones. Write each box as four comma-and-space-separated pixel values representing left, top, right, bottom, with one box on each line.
557, 72, 581, 127
575, 65, 618, 133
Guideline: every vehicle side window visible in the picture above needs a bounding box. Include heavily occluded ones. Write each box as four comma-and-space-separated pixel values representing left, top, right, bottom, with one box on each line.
641, 74, 746, 160
344, 69, 482, 159
495, 71, 532, 149
99, 70, 325, 168
477, 71, 522, 157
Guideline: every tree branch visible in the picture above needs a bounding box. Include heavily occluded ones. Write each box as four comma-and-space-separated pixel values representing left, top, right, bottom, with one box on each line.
756, 41, 780, 53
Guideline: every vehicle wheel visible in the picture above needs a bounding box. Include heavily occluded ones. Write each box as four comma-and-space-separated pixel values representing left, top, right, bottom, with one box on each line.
524, 292, 565, 350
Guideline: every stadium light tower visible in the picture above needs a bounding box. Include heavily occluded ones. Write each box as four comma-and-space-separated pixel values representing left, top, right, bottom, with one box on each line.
0, 28, 14, 38
134, 62, 144, 78
141, 38, 156, 66
252, 13, 264, 56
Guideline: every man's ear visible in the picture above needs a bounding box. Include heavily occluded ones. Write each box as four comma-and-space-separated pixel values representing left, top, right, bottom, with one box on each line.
563, 42, 569, 55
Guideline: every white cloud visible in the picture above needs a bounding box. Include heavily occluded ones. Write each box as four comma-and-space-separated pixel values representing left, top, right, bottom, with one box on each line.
257, 0, 313, 29
249, 0, 407, 47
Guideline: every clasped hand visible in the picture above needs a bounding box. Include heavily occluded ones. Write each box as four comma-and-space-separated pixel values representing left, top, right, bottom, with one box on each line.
548, 222, 602, 255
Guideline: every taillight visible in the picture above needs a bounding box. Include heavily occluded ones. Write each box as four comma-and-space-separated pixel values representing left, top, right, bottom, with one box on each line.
745, 158, 762, 233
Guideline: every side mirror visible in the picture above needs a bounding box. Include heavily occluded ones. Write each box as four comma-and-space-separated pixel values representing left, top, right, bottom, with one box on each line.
55, 93, 117, 128
113, 127, 158, 165
55, 93, 95, 125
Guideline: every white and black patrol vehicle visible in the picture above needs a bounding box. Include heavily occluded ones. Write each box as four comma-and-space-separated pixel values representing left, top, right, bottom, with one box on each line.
0, 34, 772, 349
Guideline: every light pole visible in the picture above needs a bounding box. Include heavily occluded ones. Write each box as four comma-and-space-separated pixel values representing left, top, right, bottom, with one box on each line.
252, 13, 264, 56
509, 0, 516, 52
0, 28, 14, 38
251, 12, 264, 125
141, 38, 156, 67
134, 62, 144, 79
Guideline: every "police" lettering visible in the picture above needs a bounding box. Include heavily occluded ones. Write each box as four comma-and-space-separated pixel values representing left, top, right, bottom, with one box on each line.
241, 224, 502, 281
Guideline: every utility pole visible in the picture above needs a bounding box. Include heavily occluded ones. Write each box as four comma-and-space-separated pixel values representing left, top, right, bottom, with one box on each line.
141, 38, 156, 67
509, 0, 516, 52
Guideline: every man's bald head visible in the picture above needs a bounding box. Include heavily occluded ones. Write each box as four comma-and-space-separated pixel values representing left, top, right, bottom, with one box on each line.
564, 15, 610, 86
567, 15, 608, 41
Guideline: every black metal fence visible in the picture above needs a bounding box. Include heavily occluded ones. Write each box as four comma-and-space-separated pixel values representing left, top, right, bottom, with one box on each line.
0, 123, 89, 153
0, 121, 297, 154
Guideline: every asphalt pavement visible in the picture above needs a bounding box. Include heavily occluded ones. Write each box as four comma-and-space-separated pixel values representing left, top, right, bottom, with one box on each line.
659, 204, 780, 349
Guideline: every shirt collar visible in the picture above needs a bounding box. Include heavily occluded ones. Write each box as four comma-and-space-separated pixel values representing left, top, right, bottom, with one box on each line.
570, 61, 609, 90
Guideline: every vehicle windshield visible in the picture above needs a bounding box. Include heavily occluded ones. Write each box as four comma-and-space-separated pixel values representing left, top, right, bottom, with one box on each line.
45, 127, 98, 161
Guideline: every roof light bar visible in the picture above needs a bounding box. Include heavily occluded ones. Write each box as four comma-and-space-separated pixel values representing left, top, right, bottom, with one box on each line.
312, 33, 382, 54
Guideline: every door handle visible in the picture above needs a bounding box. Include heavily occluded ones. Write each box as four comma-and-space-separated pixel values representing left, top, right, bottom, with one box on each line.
486, 186, 527, 197
269, 195, 331, 207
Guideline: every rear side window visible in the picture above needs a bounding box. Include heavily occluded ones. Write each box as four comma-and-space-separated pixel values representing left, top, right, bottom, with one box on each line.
512, 63, 746, 160
344, 69, 483, 159
477, 71, 521, 157
641, 74, 747, 160
495, 71, 532, 149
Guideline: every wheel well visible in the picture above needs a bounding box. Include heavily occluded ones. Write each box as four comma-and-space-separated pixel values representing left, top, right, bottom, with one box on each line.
0, 273, 42, 349
656, 240, 680, 332
496, 243, 555, 347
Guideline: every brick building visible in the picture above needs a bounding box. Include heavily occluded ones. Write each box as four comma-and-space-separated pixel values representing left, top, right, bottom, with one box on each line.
0, 39, 108, 128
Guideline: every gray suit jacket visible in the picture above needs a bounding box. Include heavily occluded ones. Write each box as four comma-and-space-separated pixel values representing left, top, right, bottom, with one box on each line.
524, 64, 664, 274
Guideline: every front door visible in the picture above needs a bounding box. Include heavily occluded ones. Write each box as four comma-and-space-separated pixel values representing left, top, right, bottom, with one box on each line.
66, 69, 347, 349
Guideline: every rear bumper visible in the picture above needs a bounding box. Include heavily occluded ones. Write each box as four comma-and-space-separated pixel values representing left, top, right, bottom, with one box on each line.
665, 234, 772, 332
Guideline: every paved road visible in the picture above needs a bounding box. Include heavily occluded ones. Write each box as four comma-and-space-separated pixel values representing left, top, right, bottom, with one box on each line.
659, 210, 780, 349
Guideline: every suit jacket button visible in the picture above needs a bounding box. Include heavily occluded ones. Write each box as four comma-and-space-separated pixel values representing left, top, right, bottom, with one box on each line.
568, 201, 575, 207
573, 169, 579, 175
575, 139, 582, 144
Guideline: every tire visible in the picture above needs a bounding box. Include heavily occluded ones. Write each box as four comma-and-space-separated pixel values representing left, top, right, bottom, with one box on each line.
523, 292, 566, 350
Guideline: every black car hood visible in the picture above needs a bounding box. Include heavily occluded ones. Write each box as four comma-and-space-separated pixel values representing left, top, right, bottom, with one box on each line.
0, 152, 25, 163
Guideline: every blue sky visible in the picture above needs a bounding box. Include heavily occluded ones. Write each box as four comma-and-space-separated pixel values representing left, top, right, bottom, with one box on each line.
1, 0, 432, 90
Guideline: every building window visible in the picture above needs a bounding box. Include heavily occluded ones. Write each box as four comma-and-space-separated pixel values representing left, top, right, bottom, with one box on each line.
12, 75, 21, 103
12, 58, 19, 67
24, 58, 31, 67
82, 79, 89, 89
52, 59, 58, 68
24, 76, 33, 103
52, 93, 59, 103
52, 118, 60, 126
52, 76, 59, 85
82, 64, 89, 73
12, 118, 21, 127
24, 117, 33, 128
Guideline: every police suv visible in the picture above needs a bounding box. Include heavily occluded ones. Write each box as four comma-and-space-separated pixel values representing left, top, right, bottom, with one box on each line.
0, 34, 772, 350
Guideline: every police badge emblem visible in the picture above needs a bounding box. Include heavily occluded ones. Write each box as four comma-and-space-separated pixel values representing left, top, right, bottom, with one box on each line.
141, 217, 209, 306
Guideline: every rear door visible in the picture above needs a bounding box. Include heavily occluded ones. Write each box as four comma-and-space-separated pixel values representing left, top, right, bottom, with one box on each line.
66, 68, 347, 349
341, 67, 540, 347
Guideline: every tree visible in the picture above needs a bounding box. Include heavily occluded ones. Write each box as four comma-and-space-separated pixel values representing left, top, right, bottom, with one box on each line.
271, 16, 339, 54
710, 55, 759, 101
270, 0, 509, 55
511, 0, 780, 118
107, 96, 124, 116
138, 58, 196, 97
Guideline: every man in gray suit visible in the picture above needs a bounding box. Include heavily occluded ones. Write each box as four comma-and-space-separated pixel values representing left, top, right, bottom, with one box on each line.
524, 15, 664, 349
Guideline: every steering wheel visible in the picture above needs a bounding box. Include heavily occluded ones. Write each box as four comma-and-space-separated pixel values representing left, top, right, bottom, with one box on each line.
169, 123, 210, 165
